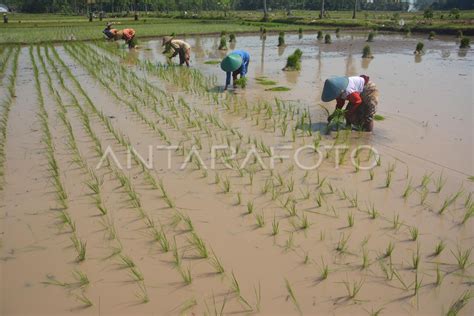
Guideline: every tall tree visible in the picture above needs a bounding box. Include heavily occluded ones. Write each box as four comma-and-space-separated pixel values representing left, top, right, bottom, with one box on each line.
352, 0, 357, 19
263, 0, 268, 21
320, 0, 325, 19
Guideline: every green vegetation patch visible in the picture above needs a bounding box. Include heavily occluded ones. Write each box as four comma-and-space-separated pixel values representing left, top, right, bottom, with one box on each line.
266, 86, 291, 92
204, 60, 221, 65
374, 114, 385, 121
256, 77, 277, 85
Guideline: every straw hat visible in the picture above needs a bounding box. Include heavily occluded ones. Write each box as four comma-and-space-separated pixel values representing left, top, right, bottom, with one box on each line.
321, 77, 349, 102
162, 36, 173, 46
220, 53, 243, 72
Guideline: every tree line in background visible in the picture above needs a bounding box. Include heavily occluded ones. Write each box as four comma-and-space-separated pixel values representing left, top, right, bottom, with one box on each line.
1, 0, 472, 14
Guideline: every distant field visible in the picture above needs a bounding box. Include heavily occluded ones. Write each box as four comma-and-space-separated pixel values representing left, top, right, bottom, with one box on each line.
0, 10, 472, 44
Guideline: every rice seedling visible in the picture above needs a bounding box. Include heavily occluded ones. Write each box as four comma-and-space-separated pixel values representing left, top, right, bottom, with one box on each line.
284, 279, 302, 315
222, 177, 231, 193
428, 31, 435, 40
362, 45, 373, 58
254, 282, 262, 312
317, 31, 323, 40
434, 240, 446, 256
412, 243, 421, 270
287, 178, 295, 192
218, 36, 227, 50
209, 249, 225, 274
402, 179, 414, 200
272, 217, 280, 236
204, 292, 227, 316
129, 267, 144, 281
451, 246, 471, 270
286, 201, 298, 217
320, 258, 329, 280
439, 190, 464, 214
255, 213, 265, 228
336, 233, 350, 253
324, 34, 332, 44
434, 173, 447, 193
409, 226, 419, 241
362, 247, 370, 269
119, 254, 136, 269
346, 211, 355, 227
462, 205, 474, 224
367, 31, 375, 42
188, 232, 208, 258
385, 168, 392, 188
285, 233, 295, 251
420, 172, 432, 189
266, 86, 291, 92
230, 271, 241, 295
460, 37, 471, 49
278, 31, 285, 47
413, 271, 422, 296
300, 214, 310, 230
414, 42, 424, 54
157, 230, 170, 253
343, 278, 364, 299
72, 270, 90, 288
247, 201, 254, 214
74, 292, 93, 307
71, 234, 86, 262
435, 264, 443, 286
367, 203, 378, 219
179, 266, 192, 285
392, 214, 402, 230
446, 290, 473, 316
135, 283, 149, 304
179, 297, 197, 314
315, 193, 323, 208
283, 49, 303, 71
384, 241, 395, 258
419, 187, 429, 205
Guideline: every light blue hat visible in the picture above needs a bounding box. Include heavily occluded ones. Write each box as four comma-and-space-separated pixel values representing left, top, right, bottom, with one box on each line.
321, 76, 349, 102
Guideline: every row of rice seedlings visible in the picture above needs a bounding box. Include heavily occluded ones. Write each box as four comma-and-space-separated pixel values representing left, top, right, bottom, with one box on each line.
32, 47, 93, 269
0, 46, 19, 189
46, 50, 163, 300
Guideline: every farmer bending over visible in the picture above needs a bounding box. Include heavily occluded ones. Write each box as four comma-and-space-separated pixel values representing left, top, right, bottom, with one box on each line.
322, 75, 379, 132
162, 36, 191, 67
117, 28, 137, 49
220, 50, 250, 90
103, 22, 118, 40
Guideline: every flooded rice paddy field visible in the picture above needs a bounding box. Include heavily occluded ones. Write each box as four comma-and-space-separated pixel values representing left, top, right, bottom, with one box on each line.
0, 32, 472, 315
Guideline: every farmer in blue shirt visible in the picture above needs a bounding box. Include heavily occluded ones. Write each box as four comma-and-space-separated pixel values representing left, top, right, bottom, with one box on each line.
220, 50, 250, 90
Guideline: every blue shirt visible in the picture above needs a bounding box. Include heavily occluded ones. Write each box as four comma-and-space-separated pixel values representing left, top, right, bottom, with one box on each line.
226, 50, 250, 86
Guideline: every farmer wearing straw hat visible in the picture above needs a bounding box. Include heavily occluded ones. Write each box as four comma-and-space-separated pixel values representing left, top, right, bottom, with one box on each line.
103, 22, 118, 40
322, 75, 378, 132
162, 36, 192, 67
221, 50, 250, 90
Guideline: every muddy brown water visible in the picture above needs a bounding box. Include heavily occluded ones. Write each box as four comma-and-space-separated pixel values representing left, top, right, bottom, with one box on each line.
0, 32, 473, 316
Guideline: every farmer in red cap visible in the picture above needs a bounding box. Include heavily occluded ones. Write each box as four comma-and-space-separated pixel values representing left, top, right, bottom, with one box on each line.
321, 75, 378, 132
